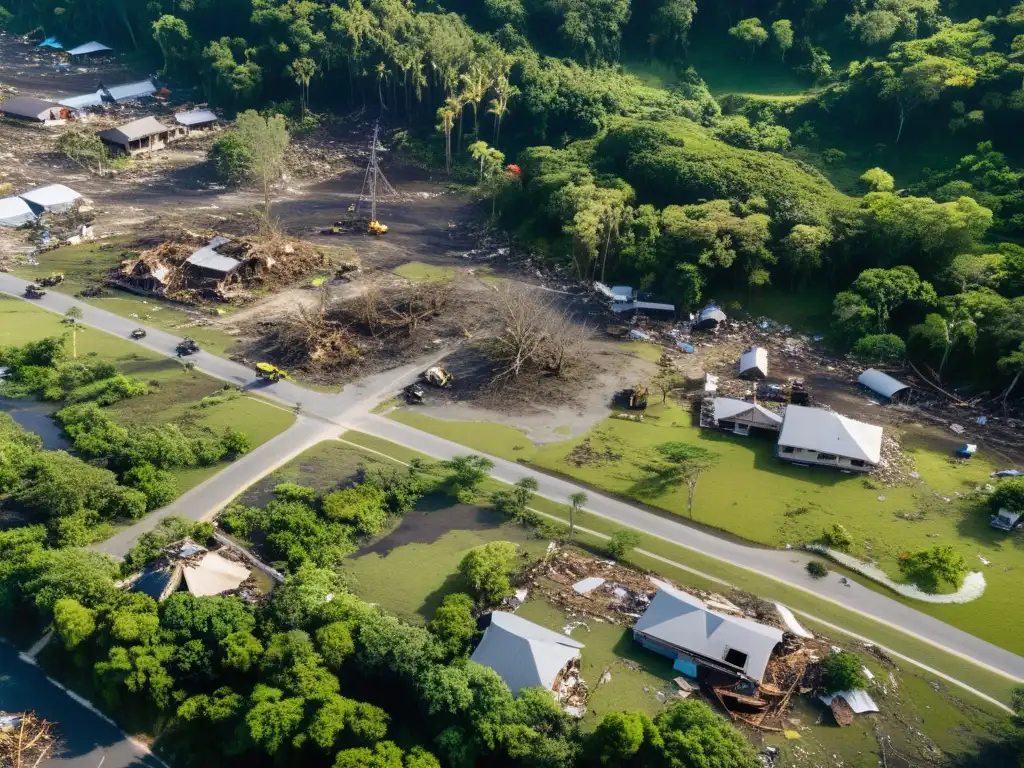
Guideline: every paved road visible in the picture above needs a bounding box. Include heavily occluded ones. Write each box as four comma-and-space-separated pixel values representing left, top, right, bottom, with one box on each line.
5, 274, 1024, 687
353, 415, 1024, 683
0, 645, 163, 768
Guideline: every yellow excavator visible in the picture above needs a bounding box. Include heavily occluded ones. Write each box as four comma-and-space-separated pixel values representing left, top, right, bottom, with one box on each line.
368, 219, 388, 235
255, 362, 292, 382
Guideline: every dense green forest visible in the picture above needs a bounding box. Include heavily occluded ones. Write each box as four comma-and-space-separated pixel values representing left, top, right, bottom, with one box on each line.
4, 0, 1024, 396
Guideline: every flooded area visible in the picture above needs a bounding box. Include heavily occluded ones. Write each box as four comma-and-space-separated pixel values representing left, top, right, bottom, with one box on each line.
0, 397, 71, 451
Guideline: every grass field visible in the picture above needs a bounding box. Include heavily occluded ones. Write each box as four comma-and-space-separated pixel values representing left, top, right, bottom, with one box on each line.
12, 240, 242, 358
392, 261, 456, 283
342, 430, 1021, 706
0, 294, 294, 493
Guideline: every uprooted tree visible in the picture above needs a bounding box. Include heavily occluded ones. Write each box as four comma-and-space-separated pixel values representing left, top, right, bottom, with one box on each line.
0, 712, 61, 767
484, 283, 591, 382
264, 285, 361, 368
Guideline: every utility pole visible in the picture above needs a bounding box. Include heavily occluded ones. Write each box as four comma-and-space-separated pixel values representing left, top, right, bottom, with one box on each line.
369, 120, 379, 225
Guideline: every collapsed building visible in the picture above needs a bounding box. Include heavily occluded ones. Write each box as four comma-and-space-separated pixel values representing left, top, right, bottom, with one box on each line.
114, 230, 327, 301
123, 539, 252, 602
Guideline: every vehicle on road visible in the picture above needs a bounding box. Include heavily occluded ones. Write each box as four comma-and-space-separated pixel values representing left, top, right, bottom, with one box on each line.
255, 362, 292, 382
24, 285, 46, 299
176, 337, 200, 356
37, 273, 65, 287
404, 383, 425, 403
131, 328, 147, 339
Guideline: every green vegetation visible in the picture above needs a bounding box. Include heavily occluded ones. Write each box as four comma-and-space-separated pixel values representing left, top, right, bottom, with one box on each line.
392, 262, 457, 284
806, 560, 829, 579
820, 650, 871, 694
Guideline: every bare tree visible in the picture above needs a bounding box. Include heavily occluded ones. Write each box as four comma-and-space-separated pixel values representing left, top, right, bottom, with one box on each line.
544, 309, 591, 376
487, 284, 554, 380
0, 712, 60, 768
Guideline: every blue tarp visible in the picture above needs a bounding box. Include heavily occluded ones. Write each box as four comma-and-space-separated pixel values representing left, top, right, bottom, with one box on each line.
677, 342, 695, 354
672, 656, 698, 677
37, 36, 63, 49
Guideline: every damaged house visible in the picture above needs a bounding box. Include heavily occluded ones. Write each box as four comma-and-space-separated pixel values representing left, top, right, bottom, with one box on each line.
633, 582, 782, 683
99, 116, 184, 156
175, 108, 219, 134
0, 96, 69, 124
777, 405, 883, 472
471, 612, 585, 699
124, 540, 251, 601
184, 235, 242, 286
701, 397, 783, 437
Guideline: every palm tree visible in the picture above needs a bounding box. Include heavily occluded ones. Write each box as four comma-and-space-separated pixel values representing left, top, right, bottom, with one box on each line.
568, 492, 587, 541
488, 74, 519, 148
437, 100, 456, 174
460, 64, 491, 139
291, 57, 317, 117
63, 306, 84, 358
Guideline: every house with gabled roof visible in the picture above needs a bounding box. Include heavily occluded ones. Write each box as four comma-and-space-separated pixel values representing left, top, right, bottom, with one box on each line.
777, 404, 882, 472
470, 612, 584, 697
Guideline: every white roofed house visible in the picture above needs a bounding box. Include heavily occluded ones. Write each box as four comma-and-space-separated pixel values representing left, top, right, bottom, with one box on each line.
0, 96, 68, 124
66, 41, 114, 58
184, 236, 243, 288
703, 397, 783, 437
98, 116, 183, 155
633, 583, 783, 683
101, 78, 158, 103
777, 405, 883, 472
175, 108, 219, 134
18, 184, 82, 215
470, 612, 584, 698
0, 197, 38, 228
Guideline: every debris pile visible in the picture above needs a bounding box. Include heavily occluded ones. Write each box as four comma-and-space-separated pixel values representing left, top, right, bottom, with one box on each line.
554, 657, 589, 712
114, 229, 328, 302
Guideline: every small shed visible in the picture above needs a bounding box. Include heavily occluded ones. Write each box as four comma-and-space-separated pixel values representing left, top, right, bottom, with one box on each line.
858, 369, 910, 402
175, 108, 219, 133
693, 304, 727, 331
19, 184, 82, 214
0, 96, 68, 124
67, 41, 113, 57
739, 347, 768, 379
0, 197, 38, 228
98, 116, 181, 155
101, 78, 157, 103
991, 508, 1022, 532
185, 236, 242, 281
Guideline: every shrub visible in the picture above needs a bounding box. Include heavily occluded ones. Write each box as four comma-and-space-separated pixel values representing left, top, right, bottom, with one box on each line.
605, 530, 641, 560
273, 483, 318, 504
990, 478, 1024, 512
122, 462, 178, 510
209, 131, 254, 185
806, 560, 829, 579
458, 541, 518, 606
899, 545, 967, 592
852, 334, 906, 362
429, 593, 478, 656
192, 436, 228, 466
222, 427, 253, 456
820, 650, 870, 693
822, 523, 853, 551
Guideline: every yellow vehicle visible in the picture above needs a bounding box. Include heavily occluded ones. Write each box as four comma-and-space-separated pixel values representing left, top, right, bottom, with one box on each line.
628, 384, 649, 410
423, 366, 454, 388
255, 362, 292, 382
368, 219, 388, 235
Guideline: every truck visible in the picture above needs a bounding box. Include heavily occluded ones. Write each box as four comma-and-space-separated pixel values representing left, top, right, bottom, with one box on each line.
23, 285, 46, 299
423, 366, 454, 388
176, 337, 200, 356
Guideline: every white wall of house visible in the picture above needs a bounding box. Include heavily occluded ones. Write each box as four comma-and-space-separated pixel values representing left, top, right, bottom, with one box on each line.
777, 445, 873, 472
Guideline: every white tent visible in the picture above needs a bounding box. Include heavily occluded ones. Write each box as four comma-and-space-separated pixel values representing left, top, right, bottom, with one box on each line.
67, 41, 113, 56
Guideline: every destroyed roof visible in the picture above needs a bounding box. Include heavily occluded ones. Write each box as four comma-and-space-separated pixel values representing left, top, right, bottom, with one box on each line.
0, 96, 60, 120
858, 369, 910, 399
186, 238, 242, 273
98, 116, 170, 143
699, 305, 727, 323
130, 564, 177, 601
175, 108, 218, 126
102, 79, 157, 103
67, 41, 113, 56
182, 552, 250, 597
739, 347, 768, 377
0, 196, 37, 227
778, 405, 883, 464
819, 690, 879, 714
59, 90, 105, 109
713, 398, 783, 426
470, 611, 584, 697
19, 184, 82, 212
634, 581, 782, 682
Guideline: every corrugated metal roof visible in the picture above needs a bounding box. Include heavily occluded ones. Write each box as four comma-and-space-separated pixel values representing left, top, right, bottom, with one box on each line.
19, 184, 82, 212
635, 582, 782, 683
739, 346, 768, 377
712, 397, 782, 425
59, 90, 105, 109
186, 243, 241, 274
778, 405, 883, 464
103, 79, 157, 103
175, 108, 218, 126
98, 116, 171, 144
67, 41, 113, 56
0, 96, 60, 120
0, 196, 37, 227
858, 369, 910, 399
470, 612, 583, 697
